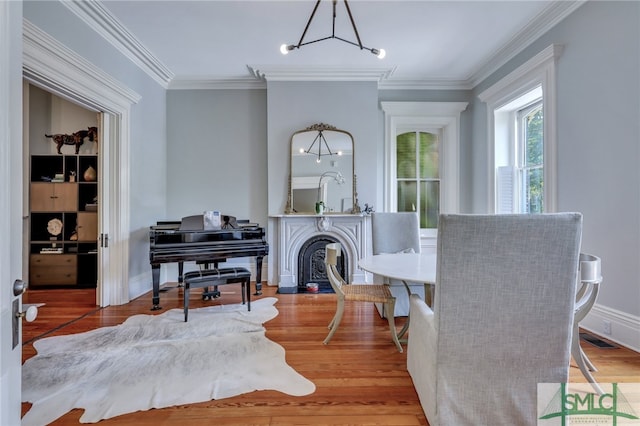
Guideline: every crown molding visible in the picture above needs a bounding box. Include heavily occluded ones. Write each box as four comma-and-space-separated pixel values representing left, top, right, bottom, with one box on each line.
169, 77, 266, 90
467, 0, 586, 87
247, 65, 395, 83
23, 19, 141, 110
61, 0, 173, 89
378, 79, 473, 91
55, 0, 584, 91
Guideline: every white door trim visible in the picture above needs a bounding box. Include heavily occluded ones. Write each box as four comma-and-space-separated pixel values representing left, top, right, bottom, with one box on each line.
22, 19, 139, 306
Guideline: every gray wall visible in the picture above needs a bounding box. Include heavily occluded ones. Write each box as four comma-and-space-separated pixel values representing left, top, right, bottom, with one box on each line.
471, 1, 640, 324
266, 81, 380, 215
165, 89, 267, 222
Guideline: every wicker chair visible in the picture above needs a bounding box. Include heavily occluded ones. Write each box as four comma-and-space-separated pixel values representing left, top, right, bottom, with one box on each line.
323, 243, 403, 352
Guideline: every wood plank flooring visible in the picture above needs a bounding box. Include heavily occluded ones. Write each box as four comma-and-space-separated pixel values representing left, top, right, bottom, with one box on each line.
22, 283, 640, 425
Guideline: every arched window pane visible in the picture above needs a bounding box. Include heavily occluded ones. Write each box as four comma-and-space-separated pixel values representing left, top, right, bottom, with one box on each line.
397, 132, 416, 178
419, 132, 439, 179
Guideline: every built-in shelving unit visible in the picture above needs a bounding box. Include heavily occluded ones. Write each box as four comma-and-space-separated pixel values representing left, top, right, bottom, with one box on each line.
29, 154, 98, 288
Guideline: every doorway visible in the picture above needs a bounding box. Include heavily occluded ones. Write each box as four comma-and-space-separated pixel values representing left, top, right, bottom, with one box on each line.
22, 84, 99, 336
23, 20, 139, 308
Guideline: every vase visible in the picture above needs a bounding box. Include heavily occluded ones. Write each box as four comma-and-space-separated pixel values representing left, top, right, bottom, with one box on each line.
315, 202, 324, 215
83, 166, 97, 182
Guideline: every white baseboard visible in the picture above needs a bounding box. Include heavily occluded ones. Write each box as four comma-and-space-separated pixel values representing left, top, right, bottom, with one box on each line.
580, 303, 640, 353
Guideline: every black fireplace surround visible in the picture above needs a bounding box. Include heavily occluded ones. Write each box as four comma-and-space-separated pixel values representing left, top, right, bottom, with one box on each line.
297, 235, 347, 293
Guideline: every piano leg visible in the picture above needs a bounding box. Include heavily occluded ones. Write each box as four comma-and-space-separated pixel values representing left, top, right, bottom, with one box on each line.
151, 264, 162, 310
254, 255, 264, 296
177, 261, 184, 287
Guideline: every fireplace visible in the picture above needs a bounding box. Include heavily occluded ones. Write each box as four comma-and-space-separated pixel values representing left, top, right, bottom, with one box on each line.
297, 235, 347, 292
270, 214, 370, 293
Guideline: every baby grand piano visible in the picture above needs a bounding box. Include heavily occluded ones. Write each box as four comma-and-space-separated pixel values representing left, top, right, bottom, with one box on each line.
149, 214, 268, 310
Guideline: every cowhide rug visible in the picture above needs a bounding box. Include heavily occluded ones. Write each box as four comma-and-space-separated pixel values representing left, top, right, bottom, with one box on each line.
22, 297, 315, 425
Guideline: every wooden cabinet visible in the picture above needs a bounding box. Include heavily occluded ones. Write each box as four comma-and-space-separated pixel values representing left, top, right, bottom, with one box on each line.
30, 182, 78, 211
29, 254, 77, 285
29, 154, 98, 288
77, 212, 97, 241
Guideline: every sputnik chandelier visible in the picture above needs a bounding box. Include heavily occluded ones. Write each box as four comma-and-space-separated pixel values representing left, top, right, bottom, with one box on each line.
280, 0, 386, 59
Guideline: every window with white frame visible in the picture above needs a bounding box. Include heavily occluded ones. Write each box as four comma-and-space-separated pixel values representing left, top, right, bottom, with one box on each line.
396, 130, 441, 228
494, 88, 544, 213
518, 99, 544, 213
381, 102, 468, 241
479, 44, 562, 214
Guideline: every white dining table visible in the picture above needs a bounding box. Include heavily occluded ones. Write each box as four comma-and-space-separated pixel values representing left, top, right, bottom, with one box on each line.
358, 253, 437, 286
358, 252, 437, 339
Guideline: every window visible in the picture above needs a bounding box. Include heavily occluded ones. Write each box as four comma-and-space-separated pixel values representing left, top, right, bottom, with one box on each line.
479, 44, 562, 214
494, 90, 544, 214
396, 130, 440, 228
381, 102, 468, 246
518, 100, 543, 213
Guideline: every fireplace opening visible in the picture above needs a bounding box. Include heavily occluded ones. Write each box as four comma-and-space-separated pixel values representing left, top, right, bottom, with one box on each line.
297, 236, 347, 293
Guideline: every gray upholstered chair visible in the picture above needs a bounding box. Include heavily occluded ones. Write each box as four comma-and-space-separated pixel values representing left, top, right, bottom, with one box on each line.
407, 213, 582, 426
371, 212, 422, 317
323, 243, 403, 352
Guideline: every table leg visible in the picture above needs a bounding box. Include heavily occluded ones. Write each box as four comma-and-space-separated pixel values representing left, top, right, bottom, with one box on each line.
425, 283, 434, 307
397, 280, 413, 340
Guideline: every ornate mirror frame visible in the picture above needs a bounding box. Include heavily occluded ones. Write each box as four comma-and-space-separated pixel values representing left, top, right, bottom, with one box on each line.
286, 123, 360, 214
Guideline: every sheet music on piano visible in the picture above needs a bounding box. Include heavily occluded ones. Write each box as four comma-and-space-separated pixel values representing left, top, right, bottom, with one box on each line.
149, 214, 269, 310
203, 211, 221, 230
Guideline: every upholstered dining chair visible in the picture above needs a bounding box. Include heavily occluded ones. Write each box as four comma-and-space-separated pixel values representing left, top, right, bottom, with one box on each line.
371, 212, 422, 317
407, 213, 583, 426
323, 243, 403, 352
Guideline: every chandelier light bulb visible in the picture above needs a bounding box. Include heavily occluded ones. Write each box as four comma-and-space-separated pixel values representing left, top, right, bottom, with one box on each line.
371, 48, 386, 59
316, 158, 321, 164
280, 44, 292, 55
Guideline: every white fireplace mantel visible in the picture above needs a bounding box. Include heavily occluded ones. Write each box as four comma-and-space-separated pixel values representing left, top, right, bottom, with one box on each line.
269, 214, 371, 293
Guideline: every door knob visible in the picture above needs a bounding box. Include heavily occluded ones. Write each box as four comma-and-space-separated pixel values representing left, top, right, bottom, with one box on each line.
13, 279, 27, 296
16, 305, 38, 322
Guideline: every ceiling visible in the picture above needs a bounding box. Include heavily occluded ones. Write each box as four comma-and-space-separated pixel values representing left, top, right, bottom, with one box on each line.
91, 0, 582, 89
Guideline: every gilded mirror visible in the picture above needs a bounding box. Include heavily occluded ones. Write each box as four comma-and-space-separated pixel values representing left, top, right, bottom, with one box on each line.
286, 123, 359, 214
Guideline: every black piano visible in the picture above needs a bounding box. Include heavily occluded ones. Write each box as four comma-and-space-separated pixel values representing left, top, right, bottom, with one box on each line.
149, 214, 269, 310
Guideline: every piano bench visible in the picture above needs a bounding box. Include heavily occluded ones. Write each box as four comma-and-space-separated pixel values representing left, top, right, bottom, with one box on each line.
183, 267, 252, 322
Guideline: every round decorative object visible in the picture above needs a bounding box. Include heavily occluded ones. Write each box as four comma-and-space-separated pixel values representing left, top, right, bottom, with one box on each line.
83, 165, 97, 182
47, 218, 63, 236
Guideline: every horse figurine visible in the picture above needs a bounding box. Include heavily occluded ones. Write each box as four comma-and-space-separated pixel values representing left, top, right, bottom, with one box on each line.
45, 126, 98, 154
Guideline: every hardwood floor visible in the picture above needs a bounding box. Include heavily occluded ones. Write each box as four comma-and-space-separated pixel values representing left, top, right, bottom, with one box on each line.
22, 284, 640, 425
